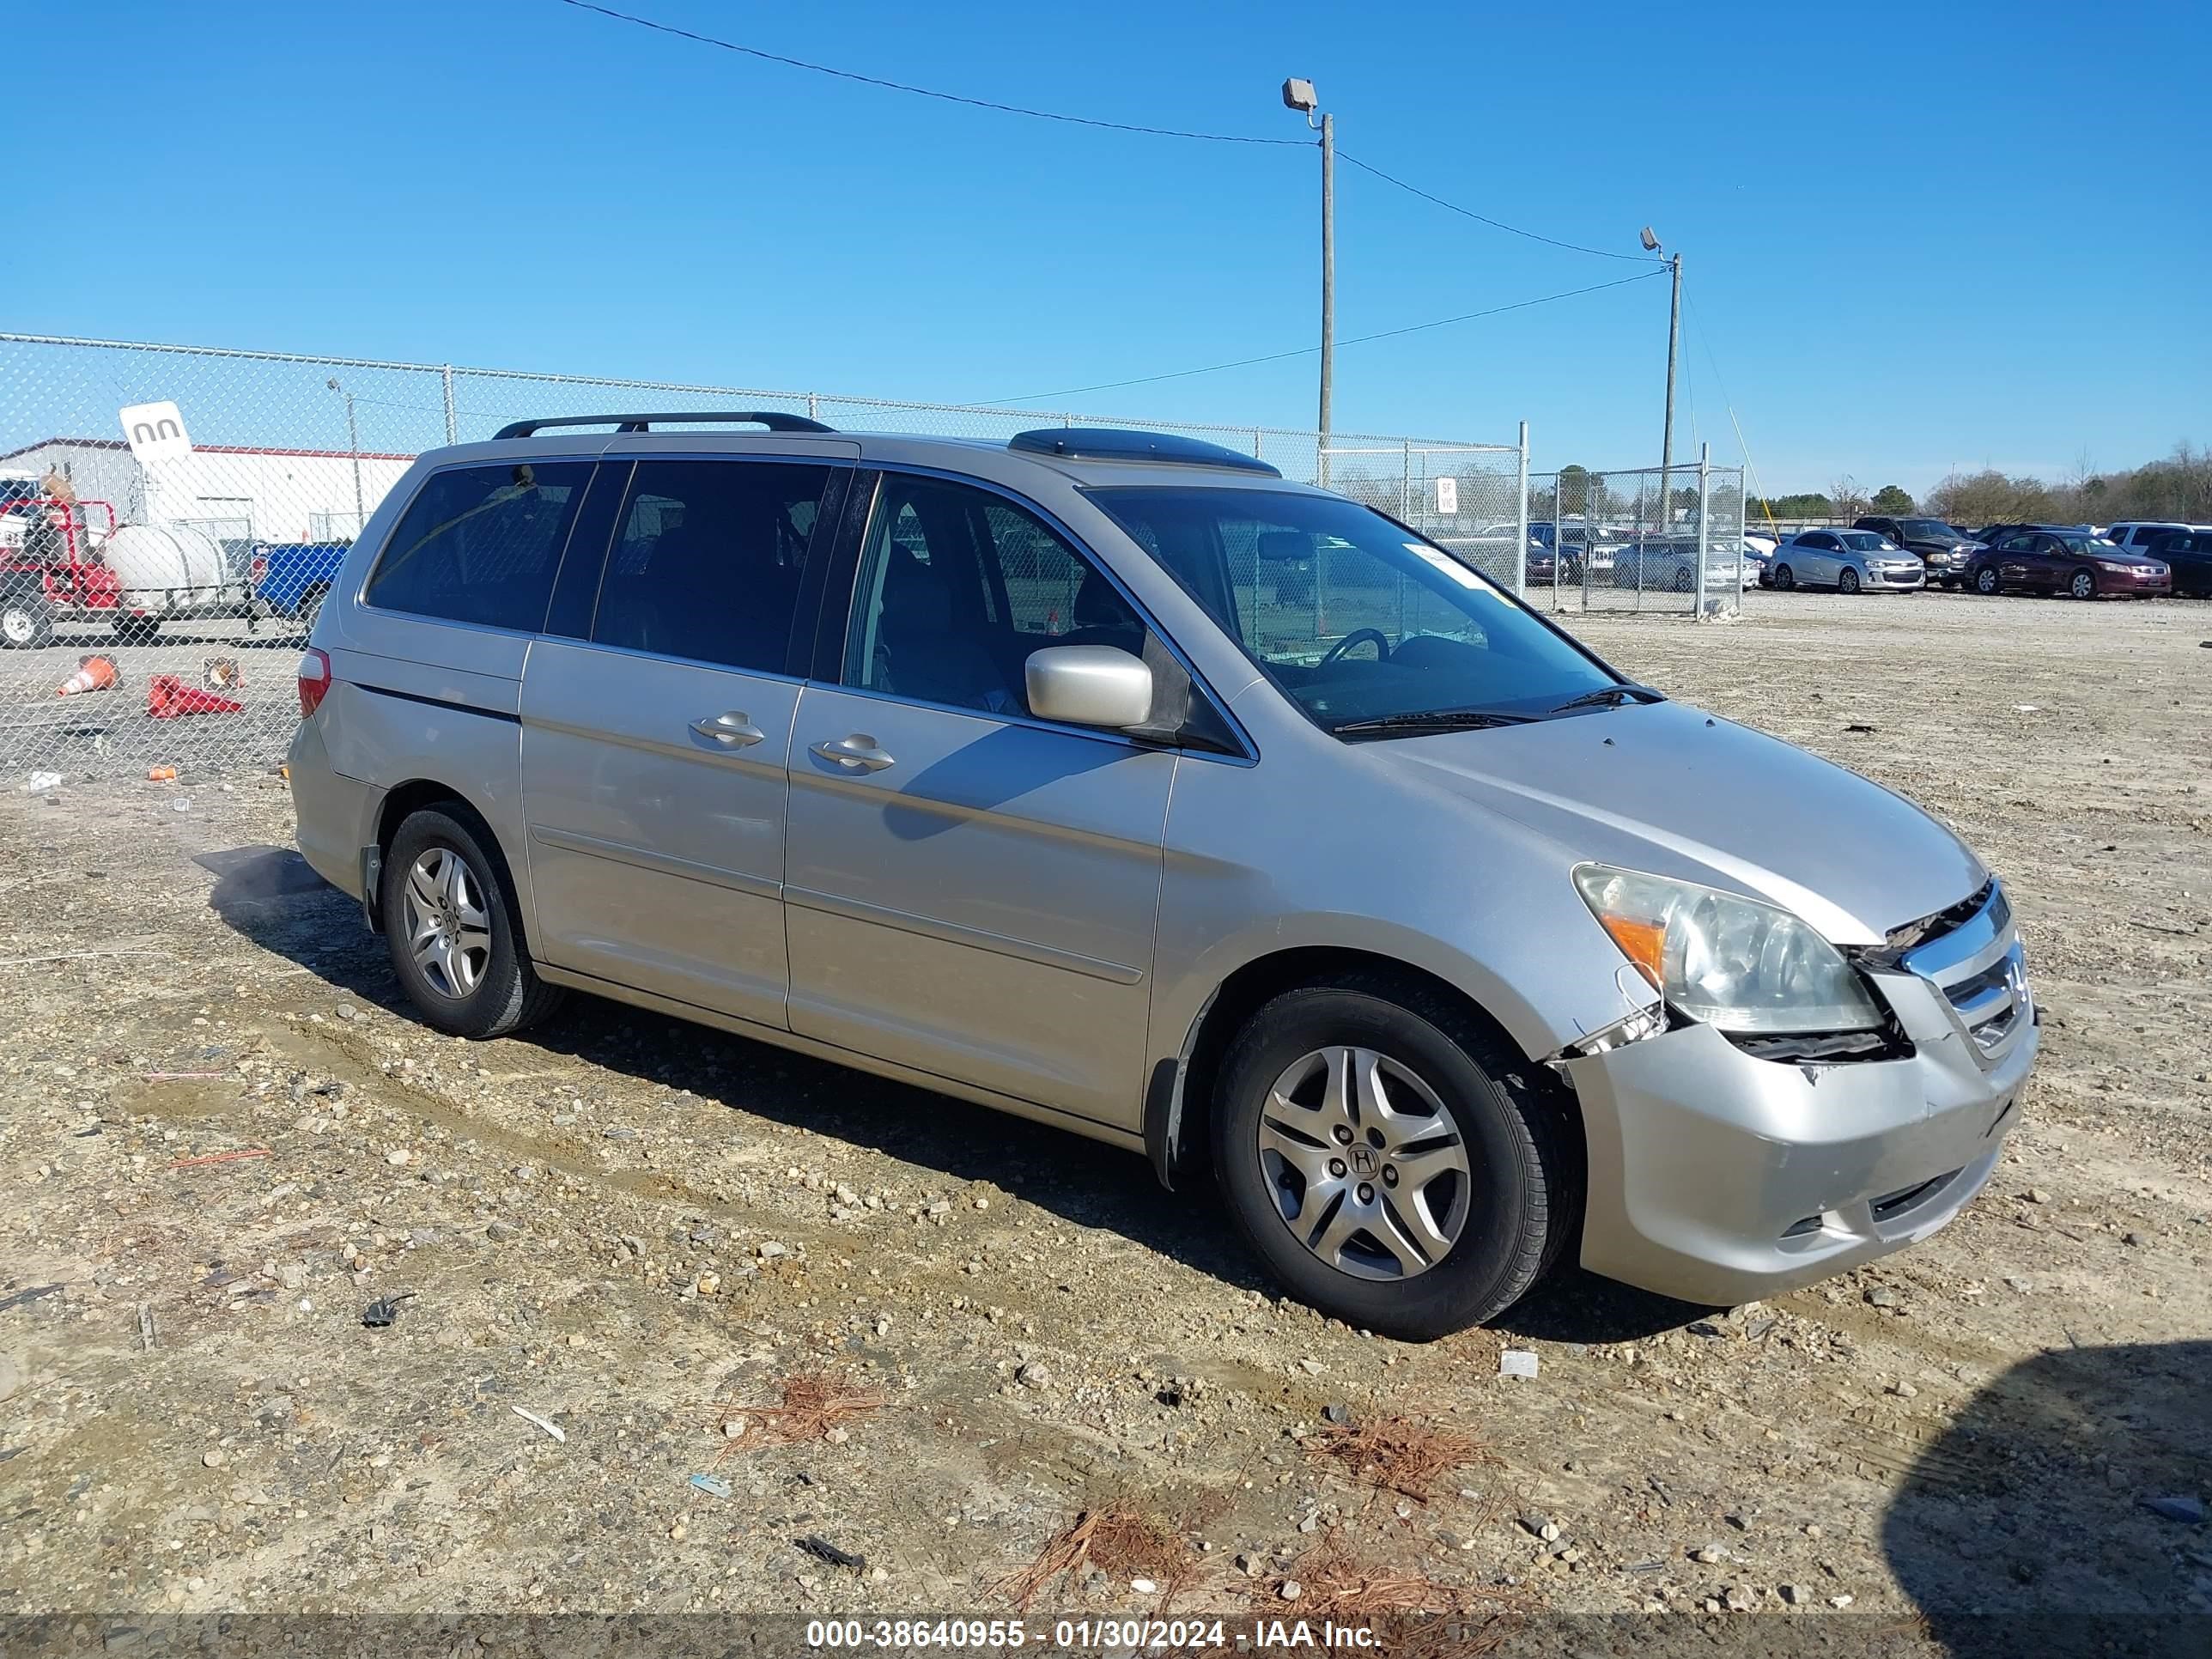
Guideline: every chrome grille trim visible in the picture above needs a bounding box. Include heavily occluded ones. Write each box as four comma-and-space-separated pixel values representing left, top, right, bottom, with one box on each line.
1903, 880, 2030, 1067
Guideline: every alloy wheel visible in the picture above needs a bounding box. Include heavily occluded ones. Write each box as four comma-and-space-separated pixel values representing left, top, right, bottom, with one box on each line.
1255, 1046, 1472, 1282
401, 847, 491, 1000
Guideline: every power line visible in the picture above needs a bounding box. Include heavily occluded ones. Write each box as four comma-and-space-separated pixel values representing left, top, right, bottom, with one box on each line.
552, 0, 1304, 146
1334, 151, 1662, 265
987, 269, 1666, 404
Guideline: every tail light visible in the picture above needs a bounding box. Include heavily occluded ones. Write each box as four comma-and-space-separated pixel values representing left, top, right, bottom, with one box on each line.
298, 647, 332, 718
250, 553, 268, 581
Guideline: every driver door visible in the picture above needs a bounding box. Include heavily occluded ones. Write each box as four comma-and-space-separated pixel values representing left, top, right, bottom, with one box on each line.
782, 471, 1176, 1131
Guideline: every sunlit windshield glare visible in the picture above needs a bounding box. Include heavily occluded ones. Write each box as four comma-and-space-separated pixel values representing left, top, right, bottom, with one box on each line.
1086, 487, 1620, 734
1899, 520, 1960, 540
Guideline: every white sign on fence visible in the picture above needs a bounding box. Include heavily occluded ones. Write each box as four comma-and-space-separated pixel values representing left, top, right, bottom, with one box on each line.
1433, 475, 1458, 515
118, 400, 194, 464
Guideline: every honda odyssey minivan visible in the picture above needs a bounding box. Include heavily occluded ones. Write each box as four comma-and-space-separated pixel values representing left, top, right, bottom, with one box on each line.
287, 414, 2037, 1339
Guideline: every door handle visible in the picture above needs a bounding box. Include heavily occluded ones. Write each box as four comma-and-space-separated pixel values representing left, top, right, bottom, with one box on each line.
690, 711, 765, 747
810, 733, 895, 773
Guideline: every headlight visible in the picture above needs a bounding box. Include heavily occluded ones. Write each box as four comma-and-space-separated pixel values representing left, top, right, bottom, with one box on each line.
1572, 864, 1884, 1035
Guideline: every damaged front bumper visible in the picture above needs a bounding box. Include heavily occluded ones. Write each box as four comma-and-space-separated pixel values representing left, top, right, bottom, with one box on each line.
1558, 901, 2038, 1306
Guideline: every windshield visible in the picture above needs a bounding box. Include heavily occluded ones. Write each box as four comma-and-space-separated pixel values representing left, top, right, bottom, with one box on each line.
1898, 519, 1960, 541
2061, 535, 2122, 555
1838, 531, 1897, 551
1088, 486, 1622, 734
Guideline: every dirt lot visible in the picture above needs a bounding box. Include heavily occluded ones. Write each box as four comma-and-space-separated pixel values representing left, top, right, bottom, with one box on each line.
3, 590, 2208, 1651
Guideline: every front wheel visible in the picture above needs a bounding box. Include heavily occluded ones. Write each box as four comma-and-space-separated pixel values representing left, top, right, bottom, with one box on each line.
1974, 566, 2002, 596
1774, 563, 1796, 590
2069, 568, 2097, 600
2, 594, 53, 650
382, 806, 563, 1039
1212, 981, 1574, 1340
1838, 567, 1862, 594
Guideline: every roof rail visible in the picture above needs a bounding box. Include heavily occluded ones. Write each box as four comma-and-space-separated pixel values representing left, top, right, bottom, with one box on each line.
1008, 426, 1280, 476
491, 411, 836, 440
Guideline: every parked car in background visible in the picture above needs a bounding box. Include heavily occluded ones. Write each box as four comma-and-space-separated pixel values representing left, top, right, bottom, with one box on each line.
2106, 520, 2212, 555
1525, 520, 1620, 580
1853, 516, 1984, 589
1966, 527, 2172, 599
283, 414, 2035, 1338
1768, 529, 1927, 593
1610, 533, 1756, 592
251, 541, 352, 635
2142, 528, 2212, 597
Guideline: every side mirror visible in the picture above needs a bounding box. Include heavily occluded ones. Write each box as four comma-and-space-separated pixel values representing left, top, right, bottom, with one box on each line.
1024, 644, 1154, 730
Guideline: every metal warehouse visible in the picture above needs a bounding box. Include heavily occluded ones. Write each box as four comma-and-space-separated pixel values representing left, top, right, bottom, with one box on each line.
1, 436, 416, 544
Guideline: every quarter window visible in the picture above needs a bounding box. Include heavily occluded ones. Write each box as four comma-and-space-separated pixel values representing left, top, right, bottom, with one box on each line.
365, 462, 592, 631
591, 459, 834, 672
844, 475, 1144, 717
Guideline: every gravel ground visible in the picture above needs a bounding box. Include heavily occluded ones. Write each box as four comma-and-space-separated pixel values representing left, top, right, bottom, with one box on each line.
2, 589, 2208, 1650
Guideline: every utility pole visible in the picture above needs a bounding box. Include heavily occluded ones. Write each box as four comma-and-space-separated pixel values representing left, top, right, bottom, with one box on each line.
1284, 78, 1333, 486
328, 377, 364, 536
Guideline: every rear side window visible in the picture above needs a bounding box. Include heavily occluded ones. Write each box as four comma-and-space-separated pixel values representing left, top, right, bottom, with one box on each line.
591, 459, 834, 672
365, 462, 592, 631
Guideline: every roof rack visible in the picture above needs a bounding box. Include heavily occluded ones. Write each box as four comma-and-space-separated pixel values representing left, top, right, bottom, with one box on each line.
491, 411, 836, 440
1008, 427, 1281, 477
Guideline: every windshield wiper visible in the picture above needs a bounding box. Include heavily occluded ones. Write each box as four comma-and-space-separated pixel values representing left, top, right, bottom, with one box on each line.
1329, 708, 1536, 738
1547, 684, 1666, 715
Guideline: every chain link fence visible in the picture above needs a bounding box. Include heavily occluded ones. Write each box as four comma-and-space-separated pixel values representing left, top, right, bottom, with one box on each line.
1, 331, 1524, 784
1522, 455, 1748, 616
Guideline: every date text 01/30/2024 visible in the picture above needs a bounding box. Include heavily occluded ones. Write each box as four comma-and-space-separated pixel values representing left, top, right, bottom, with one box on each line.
805, 1617, 1394, 1650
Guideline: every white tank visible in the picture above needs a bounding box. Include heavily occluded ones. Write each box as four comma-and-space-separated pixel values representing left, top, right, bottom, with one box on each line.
100, 522, 228, 596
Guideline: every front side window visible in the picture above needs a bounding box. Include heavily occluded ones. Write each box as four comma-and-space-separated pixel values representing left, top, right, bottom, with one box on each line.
844, 474, 1144, 718
591, 459, 833, 672
365, 461, 592, 630
1090, 486, 1619, 734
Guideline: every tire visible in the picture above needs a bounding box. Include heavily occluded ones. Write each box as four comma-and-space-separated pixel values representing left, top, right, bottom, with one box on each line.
1672, 568, 1693, 593
296, 586, 327, 638
1774, 563, 1796, 590
2, 593, 53, 650
2068, 568, 2097, 600
1838, 568, 1861, 595
112, 616, 161, 643
1974, 565, 2002, 596
1560, 558, 1582, 586
1212, 979, 1575, 1340
381, 806, 563, 1039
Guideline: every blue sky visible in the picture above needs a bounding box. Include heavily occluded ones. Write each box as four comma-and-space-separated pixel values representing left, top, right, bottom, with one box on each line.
11, 0, 2207, 494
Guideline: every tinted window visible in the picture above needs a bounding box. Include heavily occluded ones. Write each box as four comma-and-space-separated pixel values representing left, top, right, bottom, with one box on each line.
1091, 486, 1617, 733
591, 459, 832, 672
1838, 532, 1887, 551
365, 462, 591, 630
1802, 532, 1836, 550
845, 475, 1143, 717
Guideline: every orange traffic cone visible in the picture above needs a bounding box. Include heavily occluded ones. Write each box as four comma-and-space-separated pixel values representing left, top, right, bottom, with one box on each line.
56, 654, 119, 696
147, 673, 245, 719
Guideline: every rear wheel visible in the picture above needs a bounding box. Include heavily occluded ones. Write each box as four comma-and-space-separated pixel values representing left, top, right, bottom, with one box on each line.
382, 807, 562, 1039
1212, 980, 1575, 1340
1672, 567, 1694, 593
2, 593, 53, 650
1774, 563, 1796, 590
1838, 567, 1862, 594
1974, 565, 2002, 596
2068, 568, 2097, 600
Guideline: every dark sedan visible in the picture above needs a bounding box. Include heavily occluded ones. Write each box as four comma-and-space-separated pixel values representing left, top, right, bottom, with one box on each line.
2145, 528, 2212, 597
1966, 527, 2172, 599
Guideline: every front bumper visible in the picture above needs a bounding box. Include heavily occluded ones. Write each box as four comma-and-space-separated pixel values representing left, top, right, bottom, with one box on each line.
1564, 981, 2036, 1306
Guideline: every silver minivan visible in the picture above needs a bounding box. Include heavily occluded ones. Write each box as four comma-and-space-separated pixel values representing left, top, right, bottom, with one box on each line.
287, 416, 2036, 1339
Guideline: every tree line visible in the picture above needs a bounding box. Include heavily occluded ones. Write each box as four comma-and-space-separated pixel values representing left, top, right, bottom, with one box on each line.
1748, 444, 2212, 528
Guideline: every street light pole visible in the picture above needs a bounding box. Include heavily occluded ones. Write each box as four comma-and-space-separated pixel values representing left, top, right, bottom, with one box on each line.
328, 376, 364, 536
1284, 78, 1333, 487
1660, 251, 1681, 524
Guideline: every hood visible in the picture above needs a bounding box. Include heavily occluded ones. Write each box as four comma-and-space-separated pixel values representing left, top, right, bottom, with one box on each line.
1387, 701, 1985, 943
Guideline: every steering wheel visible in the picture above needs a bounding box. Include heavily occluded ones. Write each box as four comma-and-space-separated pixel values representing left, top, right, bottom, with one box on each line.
1317, 627, 1390, 670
